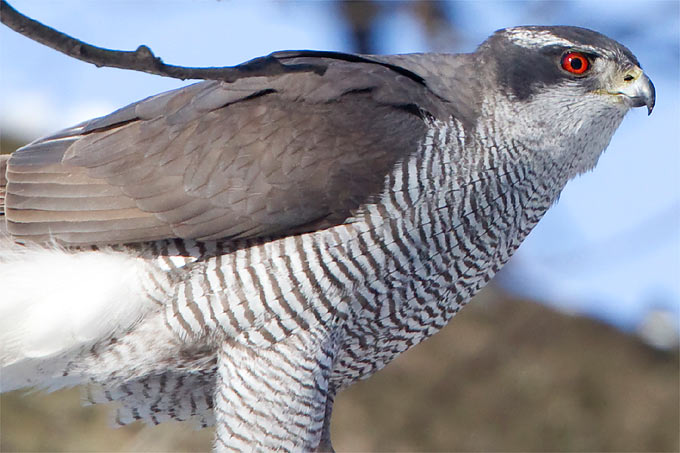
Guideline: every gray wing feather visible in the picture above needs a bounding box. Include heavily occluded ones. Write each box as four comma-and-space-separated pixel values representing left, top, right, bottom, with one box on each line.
5, 53, 450, 245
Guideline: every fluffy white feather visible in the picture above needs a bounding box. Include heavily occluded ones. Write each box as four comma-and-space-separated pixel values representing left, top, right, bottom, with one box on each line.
0, 238, 157, 390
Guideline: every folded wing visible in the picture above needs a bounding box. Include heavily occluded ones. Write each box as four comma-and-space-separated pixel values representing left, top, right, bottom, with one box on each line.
4, 51, 443, 245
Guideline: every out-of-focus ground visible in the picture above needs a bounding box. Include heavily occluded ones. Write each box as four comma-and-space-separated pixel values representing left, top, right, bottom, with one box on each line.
2, 287, 678, 452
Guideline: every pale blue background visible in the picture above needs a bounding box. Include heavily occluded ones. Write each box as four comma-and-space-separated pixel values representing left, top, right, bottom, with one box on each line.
1, 1, 678, 338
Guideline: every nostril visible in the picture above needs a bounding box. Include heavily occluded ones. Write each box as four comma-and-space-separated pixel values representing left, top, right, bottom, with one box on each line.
623, 74, 635, 82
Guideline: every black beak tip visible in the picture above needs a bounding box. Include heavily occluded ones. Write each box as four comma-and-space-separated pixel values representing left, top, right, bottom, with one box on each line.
647, 79, 656, 116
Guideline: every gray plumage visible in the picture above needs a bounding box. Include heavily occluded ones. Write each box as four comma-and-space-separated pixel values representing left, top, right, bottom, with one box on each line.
0, 26, 654, 451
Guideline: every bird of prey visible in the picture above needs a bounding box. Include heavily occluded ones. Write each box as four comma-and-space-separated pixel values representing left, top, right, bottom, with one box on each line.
0, 26, 654, 451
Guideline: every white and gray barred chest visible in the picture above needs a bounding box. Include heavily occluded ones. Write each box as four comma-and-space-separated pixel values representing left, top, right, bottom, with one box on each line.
151, 118, 567, 388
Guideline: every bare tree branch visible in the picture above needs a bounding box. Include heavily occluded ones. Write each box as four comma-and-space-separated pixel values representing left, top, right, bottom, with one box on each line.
0, 0, 322, 81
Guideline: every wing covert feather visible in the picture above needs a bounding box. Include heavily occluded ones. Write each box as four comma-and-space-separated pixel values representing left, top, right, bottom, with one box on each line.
5, 53, 445, 245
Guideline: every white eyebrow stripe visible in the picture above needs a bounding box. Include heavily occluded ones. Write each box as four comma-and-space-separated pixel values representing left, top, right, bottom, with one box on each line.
504, 29, 601, 54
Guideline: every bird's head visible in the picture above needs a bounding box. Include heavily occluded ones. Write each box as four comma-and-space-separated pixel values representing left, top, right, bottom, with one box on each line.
474, 25, 655, 176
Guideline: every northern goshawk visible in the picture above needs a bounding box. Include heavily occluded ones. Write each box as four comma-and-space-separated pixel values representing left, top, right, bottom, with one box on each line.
0, 25, 654, 451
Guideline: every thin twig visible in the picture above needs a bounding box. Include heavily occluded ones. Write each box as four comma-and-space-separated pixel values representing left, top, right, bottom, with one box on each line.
0, 0, 323, 81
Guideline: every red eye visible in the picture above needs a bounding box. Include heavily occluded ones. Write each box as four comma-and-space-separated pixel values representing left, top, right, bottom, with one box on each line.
561, 52, 589, 75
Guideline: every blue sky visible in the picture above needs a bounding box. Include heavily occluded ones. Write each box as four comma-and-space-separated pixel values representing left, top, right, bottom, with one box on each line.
1, 0, 678, 337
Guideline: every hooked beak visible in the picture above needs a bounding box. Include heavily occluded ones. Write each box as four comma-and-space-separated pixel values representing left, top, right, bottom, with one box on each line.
612, 66, 656, 115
